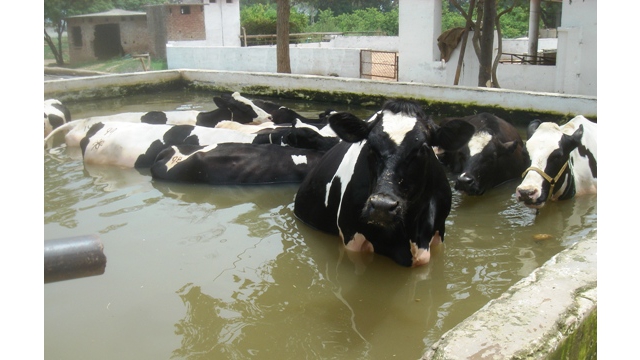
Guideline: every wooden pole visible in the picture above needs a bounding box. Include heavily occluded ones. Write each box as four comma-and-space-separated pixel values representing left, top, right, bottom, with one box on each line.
454, 0, 476, 85
44, 234, 107, 283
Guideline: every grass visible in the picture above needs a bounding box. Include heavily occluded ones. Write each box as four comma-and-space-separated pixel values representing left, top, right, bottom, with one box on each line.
45, 35, 167, 73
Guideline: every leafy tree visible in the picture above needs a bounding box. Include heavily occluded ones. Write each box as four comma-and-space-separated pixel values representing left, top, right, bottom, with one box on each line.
305, 7, 398, 35
241, 3, 308, 34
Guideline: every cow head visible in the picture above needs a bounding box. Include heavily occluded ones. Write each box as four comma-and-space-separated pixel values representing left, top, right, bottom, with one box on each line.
328, 99, 475, 266
516, 120, 584, 208
196, 92, 273, 127
454, 130, 522, 195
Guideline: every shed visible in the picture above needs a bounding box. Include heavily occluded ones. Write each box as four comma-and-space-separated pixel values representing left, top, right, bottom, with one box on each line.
66, 9, 149, 64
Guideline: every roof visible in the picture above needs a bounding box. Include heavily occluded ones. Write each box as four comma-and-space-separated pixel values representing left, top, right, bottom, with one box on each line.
66, 9, 146, 19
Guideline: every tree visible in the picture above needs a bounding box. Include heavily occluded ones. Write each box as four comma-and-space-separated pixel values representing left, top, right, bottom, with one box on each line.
449, 0, 522, 87
277, 0, 292, 73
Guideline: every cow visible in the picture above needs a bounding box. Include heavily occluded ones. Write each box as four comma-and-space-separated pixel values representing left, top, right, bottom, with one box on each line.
150, 143, 327, 185
196, 92, 273, 127
436, 113, 530, 196
293, 99, 476, 267
44, 92, 272, 146
78, 121, 293, 169
515, 115, 597, 209
251, 98, 332, 125
44, 99, 71, 137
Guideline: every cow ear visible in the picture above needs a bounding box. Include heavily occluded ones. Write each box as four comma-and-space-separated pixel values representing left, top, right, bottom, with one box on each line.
527, 119, 542, 139
431, 119, 475, 151
212, 97, 227, 109
563, 124, 584, 150
329, 112, 370, 143
499, 140, 520, 155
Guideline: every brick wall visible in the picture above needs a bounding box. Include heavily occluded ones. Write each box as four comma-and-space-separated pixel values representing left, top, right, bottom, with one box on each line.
165, 5, 206, 41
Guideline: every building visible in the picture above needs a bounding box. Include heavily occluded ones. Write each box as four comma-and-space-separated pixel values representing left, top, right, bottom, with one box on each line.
65, 1, 240, 64
66, 9, 149, 63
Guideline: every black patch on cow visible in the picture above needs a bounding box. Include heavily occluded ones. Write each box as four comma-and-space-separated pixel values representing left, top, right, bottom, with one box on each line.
51, 103, 71, 122
578, 144, 597, 179
48, 114, 66, 130
135, 140, 167, 168
163, 125, 197, 145
141, 111, 169, 124
80, 122, 106, 156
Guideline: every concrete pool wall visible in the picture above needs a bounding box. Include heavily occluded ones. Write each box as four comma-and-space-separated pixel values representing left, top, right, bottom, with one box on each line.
44, 70, 597, 359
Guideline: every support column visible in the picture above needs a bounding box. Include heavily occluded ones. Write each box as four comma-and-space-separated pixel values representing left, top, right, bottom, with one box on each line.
398, 0, 442, 83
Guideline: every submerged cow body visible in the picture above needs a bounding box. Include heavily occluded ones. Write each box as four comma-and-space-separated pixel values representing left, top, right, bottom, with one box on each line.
438, 113, 529, 195
251, 98, 332, 125
516, 115, 597, 209
151, 143, 327, 185
43, 92, 272, 147
44, 99, 71, 137
79, 121, 292, 168
293, 99, 475, 267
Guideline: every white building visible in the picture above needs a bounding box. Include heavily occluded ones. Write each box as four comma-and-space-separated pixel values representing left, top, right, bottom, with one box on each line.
166, 0, 596, 97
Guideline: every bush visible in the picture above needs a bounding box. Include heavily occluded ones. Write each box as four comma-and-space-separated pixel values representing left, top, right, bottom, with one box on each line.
241, 4, 308, 35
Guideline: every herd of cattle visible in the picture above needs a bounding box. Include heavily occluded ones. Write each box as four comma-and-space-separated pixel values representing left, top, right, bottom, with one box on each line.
44, 93, 597, 267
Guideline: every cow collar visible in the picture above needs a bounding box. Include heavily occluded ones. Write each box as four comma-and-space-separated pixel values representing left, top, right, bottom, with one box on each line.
521, 159, 571, 202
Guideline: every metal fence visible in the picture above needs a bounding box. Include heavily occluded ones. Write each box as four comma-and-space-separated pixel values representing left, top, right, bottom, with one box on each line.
360, 50, 398, 81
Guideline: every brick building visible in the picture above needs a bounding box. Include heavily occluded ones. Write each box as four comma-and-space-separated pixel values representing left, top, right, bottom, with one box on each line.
66, 9, 149, 63
66, 1, 239, 64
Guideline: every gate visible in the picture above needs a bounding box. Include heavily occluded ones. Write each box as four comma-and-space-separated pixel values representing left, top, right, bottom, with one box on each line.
360, 50, 398, 81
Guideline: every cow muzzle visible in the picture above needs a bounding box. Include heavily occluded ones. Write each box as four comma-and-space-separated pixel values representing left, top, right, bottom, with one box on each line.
454, 173, 484, 196
362, 193, 403, 226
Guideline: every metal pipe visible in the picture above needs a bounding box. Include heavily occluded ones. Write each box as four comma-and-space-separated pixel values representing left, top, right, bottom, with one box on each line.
44, 234, 107, 283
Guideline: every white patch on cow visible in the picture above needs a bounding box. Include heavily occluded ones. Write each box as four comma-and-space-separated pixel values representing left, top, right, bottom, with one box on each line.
215, 120, 277, 133
468, 131, 492, 156
165, 144, 219, 171
345, 232, 374, 253
291, 155, 307, 165
231, 92, 273, 123
381, 110, 416, 146
325, 142, 366, 236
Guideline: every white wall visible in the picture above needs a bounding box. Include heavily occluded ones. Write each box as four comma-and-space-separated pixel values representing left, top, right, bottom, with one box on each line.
203, 0, 240, 46
555, 0, 596, 96
167, 45, 361, 77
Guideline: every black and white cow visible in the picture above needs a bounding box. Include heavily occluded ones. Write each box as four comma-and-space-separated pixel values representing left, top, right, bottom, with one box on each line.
216, 119, 339, 152
437, 113, 529, 195
78, 121, 292, 168
150, 143, 327, 185
251, 98, 332, 125
515, 115, 597, 209
293, 99, 475, 267
44, 99, 71, 137
196, 92, 273, 127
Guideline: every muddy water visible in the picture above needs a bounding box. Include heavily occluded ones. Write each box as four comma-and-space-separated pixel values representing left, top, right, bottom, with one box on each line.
44, 92, 597, 359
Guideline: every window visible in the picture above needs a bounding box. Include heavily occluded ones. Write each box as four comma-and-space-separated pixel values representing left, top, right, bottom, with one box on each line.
210, 0, 216, 3
180, 6, 191, 14
71, 26, 82, 47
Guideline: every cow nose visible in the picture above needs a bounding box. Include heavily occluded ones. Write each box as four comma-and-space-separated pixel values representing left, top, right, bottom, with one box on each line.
456, 174, 474, 188
369, 194, 399, 214
516, 187, 538, 201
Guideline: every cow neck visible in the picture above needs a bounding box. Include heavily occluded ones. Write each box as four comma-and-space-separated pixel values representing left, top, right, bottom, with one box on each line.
521, 158, 572, 202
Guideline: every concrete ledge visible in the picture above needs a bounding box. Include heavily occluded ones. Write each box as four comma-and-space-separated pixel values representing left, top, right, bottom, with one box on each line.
421, 231, 597, 360
44, 69, 597, 121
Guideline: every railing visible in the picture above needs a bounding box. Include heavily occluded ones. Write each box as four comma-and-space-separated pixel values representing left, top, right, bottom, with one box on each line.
241, 31, 386, 47
499, 51, 557, 65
